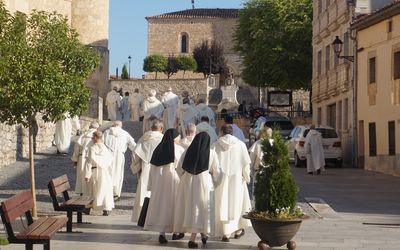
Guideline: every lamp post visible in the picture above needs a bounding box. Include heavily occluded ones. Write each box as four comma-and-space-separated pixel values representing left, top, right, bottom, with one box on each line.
128, 55, 132, 79
332, 36, 354, 62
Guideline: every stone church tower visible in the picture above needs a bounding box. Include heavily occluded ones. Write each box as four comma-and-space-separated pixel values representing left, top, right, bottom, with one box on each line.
3, 0, 110, 110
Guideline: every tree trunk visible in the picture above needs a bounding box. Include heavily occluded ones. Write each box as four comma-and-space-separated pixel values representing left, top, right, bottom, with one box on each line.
183, 70, 186, 79
155, 71, 158, 79
28, 117, 37, 217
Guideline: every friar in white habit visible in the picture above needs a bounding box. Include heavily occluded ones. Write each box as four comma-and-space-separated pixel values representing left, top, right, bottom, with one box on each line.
196, 99, 216, 128
130, 118, 164, 223
71, 121, 100, 195
143, 89, 164, 133
304, 125, 325, 175
129, 88, 143, 122
54, 113, 80, 154
196, 116, 218, 144
161, 87, 179, 129
103, 121, 136, 198
106, 86, 122, 121
249, 127, 273, 171
223, 115, 246, 143
84, 131, 114, 216
174, 132, 222, 249
211, 124, 252, 242
121, 92, 130, 121
144, 129, 185, 244
178, 97, 198, 138
179, 123, 196, 149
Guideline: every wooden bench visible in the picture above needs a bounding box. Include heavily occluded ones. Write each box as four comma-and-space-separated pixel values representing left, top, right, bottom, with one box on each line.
48, 175, 93, 232
0, 190, 68, 250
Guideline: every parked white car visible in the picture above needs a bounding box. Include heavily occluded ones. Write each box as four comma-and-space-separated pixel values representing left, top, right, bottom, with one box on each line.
287, 125, 343, 167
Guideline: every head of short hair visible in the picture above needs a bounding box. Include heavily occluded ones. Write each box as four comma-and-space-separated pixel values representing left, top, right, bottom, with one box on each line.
134, 88, 139, 93
112, 86, 118, 91
197, 98, 205, 104
183, 97, 190, 105
310, 124, 316, 130
89, 122, 100, 129
93, 131, 103, 140
224, 115, 233, 124
150, 118, 163, 131
221, 124, 233, 135
201, 116, 209, 123
149, 89, 156, 97
186, 123, 196, 136
113, 120, 122, 127
125, 92, 129, 96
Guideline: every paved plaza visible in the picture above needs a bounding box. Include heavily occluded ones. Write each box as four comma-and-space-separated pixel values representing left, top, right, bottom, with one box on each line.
1, 122, 400, 250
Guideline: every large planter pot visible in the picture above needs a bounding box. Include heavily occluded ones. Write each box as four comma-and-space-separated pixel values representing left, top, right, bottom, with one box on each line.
243, 214, 302, 250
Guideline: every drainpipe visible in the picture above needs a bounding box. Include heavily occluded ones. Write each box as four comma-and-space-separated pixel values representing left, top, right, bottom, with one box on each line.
352, 31, 358, 169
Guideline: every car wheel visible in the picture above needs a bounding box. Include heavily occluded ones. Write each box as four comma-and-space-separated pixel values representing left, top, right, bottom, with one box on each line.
294, 152, 303, 168
335, 160, 343, 168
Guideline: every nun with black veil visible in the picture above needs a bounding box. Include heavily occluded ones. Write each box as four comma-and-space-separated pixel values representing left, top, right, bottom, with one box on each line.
174, 132, 222, 249
144, 128, 185, 244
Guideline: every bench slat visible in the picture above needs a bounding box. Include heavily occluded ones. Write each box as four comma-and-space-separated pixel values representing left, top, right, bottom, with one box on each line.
50, 175, 69, 187
38, 217, 68, 239
16, 217, 51, 239
2, 194, 33, 223
63, 196, 93, 207
50, 175, 70, 195
26, 218, 58, 240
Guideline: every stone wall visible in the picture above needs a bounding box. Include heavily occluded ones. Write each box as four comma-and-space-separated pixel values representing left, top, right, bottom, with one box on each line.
110, 78, 209, 102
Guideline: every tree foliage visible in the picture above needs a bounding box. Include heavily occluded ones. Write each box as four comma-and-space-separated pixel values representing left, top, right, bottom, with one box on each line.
235, 0, 312, 90
0, 4, 99, 126
176, 55, 197, 78
143, 54, 167, 79
164, 55, 179, 79
254, 129, 299, 214
193, 40, 228, 78
121, 64, 129, 79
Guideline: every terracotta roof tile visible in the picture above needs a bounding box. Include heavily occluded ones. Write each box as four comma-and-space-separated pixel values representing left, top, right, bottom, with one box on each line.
146, 8, 239, 20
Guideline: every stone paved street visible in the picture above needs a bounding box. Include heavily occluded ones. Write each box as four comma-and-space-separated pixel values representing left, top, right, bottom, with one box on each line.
1, 122, 400, 249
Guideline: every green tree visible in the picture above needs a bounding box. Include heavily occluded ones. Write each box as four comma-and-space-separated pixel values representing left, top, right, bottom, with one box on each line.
254, 130, 299, 214
235, 0, 312, 90
143, 54, 167, 79
121, 64, 129, 79
176, 55, 197, 78
0, 4, 99, 216
164, 55, 179, 79
193, 40, 228, 78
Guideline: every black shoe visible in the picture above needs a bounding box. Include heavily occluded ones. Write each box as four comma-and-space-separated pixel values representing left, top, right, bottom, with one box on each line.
159, 235, 168, 244
317, 169, 321, 175
113, 195, 120, 201
201, 236, 208, 245
234, 229, 245, 239
307, 172, 313, 175
172, 233, 184, 240
83, 208, 91, 215
222, 236, 230, 242
188, 241, 198, 248
102, 210, 109, 216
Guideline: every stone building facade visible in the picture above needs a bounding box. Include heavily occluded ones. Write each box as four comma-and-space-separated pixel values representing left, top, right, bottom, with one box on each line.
1, 0, 109, 168
353, 2, 400, 176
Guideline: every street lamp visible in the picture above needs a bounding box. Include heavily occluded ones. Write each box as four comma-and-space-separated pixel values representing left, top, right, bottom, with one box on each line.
332, 36, 354, 62
128, 55, 132, 79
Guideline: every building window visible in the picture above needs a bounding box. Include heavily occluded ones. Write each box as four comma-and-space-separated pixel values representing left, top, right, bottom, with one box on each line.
317, 50, 322, 76
369, 57, 376, 84
388, 121, 396, 155
327, 103, 336, 129
317, 107, 322, 125
338, 101, 342, 131
344, 98, 349, 129
394, 51, 400, 80
388, 20, 393, 33
369, 122, 377, 157
181, 33, 188, 53
325, 45, 330, 72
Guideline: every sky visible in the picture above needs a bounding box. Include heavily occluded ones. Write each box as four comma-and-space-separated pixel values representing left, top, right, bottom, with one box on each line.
109, 0, 244, 78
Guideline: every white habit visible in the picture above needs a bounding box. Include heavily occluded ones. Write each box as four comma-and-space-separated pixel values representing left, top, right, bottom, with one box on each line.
144, 145, 185, 233
162, 91, 179, 129
196, 103, 216, 128
196, 122, 218, 144
129, 93, 143, 122
173, 150, 221, 234
305, 129, 325, 173
142, 96, 164, 133
212, 134, 252, 237
85, 142, 115, 211
71, 128, 97, 195
130, 130, 163, 223
54, 115, 73, 153
121, 96, 130, 121
231, 124, 246, 142
178, 104, 198, 137
103, 126, 136, 197
106, 90, 121, 121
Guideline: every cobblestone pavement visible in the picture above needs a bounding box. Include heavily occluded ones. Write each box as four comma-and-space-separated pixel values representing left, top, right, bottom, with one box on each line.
1, 121, 400, 249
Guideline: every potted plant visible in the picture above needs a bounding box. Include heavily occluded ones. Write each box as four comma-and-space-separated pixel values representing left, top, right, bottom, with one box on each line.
244, 129, 305, 250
